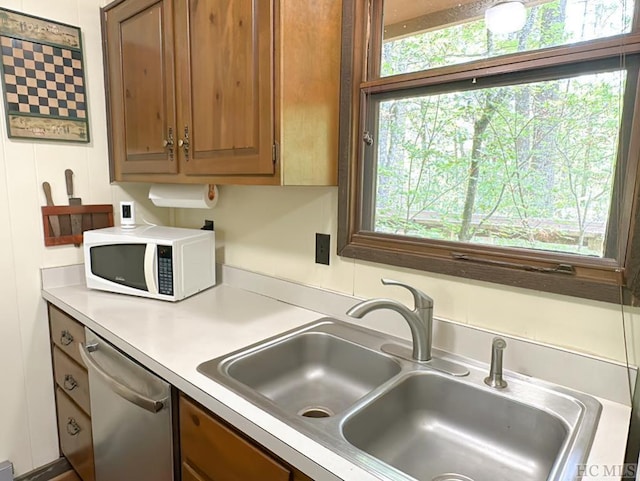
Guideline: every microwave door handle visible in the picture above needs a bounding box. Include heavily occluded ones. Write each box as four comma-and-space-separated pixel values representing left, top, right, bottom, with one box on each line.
144, 243, 158, 295
79, 342, 167, 413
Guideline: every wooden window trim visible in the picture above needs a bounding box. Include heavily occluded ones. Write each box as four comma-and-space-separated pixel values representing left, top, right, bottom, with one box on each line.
337, 0, 640, 304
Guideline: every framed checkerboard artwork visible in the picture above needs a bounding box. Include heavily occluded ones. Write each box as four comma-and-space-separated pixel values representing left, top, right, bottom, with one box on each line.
0, 8, 89, 142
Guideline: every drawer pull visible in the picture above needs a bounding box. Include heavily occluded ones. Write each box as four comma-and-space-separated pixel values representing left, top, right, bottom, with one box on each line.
66, 418, 81, 436
60, 330, 74, 346
63, 374, 78, 391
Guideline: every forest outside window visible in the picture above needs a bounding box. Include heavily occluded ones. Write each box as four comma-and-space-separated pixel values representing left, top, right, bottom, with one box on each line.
338, 0, 640, 303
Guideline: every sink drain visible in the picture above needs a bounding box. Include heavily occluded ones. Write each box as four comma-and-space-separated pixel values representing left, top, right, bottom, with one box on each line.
432, 475, 475, 481
297, 406, 334, 418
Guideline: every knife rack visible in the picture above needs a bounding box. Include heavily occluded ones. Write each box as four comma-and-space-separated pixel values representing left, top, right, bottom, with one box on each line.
42, 204, 114, 247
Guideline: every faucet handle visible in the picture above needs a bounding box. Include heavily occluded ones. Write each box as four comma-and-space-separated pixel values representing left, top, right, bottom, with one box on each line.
492, 337, 507, 350
381, 278, 434, 310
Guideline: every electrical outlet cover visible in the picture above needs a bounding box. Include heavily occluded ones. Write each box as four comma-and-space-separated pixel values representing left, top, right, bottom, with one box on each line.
315, 233, 330, 265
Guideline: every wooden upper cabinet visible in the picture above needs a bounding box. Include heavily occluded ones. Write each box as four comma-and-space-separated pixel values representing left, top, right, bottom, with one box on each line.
103, 0, 177, 176
102, 0, 341, 185
279, 0, 342, 185
175, 0, 275, 176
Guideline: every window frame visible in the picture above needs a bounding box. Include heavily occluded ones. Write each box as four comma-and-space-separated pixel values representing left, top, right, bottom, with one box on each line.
337, 0, 640, 304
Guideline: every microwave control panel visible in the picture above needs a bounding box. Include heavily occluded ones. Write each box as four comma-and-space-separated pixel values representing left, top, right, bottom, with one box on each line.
157, 245, 174, 296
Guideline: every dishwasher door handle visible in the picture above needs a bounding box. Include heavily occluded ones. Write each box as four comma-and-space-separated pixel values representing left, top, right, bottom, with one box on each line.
79, 342, 167, 413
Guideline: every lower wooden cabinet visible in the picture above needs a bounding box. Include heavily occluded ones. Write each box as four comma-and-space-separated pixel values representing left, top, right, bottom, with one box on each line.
182, 462, 207, 481
55, 388, 95, 481
47, 303, 315, 481
53, 347, 91, 414
50, 304, 86, 367
48, 303, 95, 481
179, 395, 313, 481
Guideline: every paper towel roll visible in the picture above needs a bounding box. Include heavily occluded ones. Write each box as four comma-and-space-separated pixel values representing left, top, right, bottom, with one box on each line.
148, 184, 219, 209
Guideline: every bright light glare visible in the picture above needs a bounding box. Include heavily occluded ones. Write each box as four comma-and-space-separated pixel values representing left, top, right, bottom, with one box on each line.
485, 2, 527, 34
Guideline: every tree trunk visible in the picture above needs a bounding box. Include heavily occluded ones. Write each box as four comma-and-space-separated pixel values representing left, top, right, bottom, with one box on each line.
376, 100, 407, 231
514, 9, 535, 170
459, 95, 498, 241
530, 0, 567, 214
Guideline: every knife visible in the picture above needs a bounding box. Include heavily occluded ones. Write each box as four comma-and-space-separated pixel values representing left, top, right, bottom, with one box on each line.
65, 169, 82, 245
42, 182, 61, 238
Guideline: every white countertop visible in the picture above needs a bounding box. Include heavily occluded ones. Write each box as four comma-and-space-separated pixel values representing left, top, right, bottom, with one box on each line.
42, 277, 632, 481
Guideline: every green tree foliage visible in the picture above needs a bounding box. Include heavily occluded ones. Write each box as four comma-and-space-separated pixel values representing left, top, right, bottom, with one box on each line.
374, 0, 631, 257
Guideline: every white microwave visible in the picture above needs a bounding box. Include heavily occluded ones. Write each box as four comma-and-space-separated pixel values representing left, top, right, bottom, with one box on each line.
84, 226, 216, 302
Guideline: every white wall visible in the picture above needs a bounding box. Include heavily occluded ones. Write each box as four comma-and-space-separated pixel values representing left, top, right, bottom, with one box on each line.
0, 0, 168, 475
175, 185, 640, 367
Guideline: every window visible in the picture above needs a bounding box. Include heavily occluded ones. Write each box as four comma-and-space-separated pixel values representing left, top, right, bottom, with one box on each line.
338, 0, 640, 303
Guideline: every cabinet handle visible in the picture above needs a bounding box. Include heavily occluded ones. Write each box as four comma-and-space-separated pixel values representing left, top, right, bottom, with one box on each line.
66, 418, 81, 436
63, 374, 78, 391
60, 330, 74, 346
163, 128, 175, 161
178, 126, 190, 161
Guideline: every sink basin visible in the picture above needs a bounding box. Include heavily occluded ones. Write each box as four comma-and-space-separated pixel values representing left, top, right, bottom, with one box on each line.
198, 320, 401, 417
198, 318, 602, 481
342, 372, 572, 481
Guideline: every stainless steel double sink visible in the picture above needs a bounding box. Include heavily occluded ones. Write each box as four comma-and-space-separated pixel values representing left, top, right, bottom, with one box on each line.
197, 318, 601, 481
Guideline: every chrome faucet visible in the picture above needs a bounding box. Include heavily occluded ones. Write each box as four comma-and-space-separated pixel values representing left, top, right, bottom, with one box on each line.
346, 279, 434, 362
484, 337, 508, 389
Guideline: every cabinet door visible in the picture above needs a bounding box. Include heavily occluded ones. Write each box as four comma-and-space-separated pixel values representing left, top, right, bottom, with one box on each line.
104, 0, 177, 176
180, 396, 291, 481
175, 0, 275, 176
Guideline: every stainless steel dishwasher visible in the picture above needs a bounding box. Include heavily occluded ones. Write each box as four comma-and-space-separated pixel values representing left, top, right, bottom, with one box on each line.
79, 327, 174, 481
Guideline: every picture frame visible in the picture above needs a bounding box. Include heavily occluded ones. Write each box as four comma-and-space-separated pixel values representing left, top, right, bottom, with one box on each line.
0, 8, 89, 142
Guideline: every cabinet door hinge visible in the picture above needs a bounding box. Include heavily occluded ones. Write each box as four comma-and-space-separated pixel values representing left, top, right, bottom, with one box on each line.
272, 142, 279, 164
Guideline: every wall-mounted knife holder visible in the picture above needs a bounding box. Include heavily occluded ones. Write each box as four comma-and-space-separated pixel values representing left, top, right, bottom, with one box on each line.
41, 204, 114, 247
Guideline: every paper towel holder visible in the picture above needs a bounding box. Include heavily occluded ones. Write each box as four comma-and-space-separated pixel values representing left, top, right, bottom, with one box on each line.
148, 183, 219, 209
207, 184, 216, 201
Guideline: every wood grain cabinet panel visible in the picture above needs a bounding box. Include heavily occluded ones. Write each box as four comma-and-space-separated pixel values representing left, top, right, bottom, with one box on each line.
49, 303, 95, 481
53, 346, 91, 415
175, 0, 274, 176
56, 388, 95, 481
181, 462, 209, 481
180, 395, 293, 481
49, 305, 86, 367
103, 0, 178, 176
102, 0, 341, 185
278, 0, 342, 186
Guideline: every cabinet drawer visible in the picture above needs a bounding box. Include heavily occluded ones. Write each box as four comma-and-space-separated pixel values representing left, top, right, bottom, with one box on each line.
50, 305, 86, 366
180, 396, 291, 481
53, 347, 90, 415
56, 388, 95, 481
